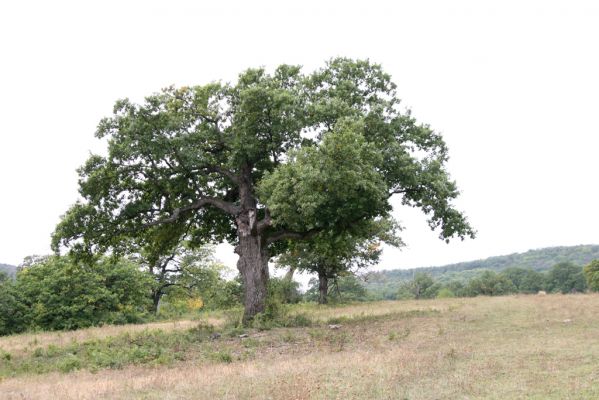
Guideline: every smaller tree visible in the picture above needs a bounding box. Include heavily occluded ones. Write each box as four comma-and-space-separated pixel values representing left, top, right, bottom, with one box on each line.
465, 271, 516, 296
583, 259, 599, 292
397, 273, 437, 300
132, 244, 225, 313
500, 267, 545, 294
277, 218, 401, 304
175, 257, 242, 311
545, 262, 586, 294
305, 274, 367, 303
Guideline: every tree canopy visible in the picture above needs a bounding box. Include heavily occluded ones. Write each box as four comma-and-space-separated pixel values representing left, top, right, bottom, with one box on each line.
52, 58, 474, 323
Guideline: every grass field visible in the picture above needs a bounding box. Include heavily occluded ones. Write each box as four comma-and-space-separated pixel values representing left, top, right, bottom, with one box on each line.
1, 294, 599, 399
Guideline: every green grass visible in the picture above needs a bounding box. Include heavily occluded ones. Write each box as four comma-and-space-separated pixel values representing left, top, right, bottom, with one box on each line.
0, 324, 217, 377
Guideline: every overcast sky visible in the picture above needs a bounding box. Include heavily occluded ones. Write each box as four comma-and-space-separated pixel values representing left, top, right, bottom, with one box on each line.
1, 0, 597, 273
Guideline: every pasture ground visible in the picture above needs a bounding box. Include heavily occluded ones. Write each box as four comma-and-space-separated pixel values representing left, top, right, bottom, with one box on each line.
1, 294, 599, 399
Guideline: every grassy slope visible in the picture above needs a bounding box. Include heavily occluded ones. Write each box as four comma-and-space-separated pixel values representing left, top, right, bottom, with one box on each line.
2, 295, 599, 399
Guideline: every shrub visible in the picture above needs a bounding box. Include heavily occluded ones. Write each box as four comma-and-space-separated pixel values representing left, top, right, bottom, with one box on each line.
545, 262, 586, 294
436, 288, 455, 298
396, 273, 437, 300
15, 256, 152, 331
268, 277, 302, 304
465, 271, 516, 296
0, 279, 29, 335
500, 267, 545, 293
583, 260, 599, 292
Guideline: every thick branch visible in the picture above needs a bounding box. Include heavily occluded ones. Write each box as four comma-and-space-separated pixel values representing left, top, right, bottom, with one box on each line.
265, 228, 319, 246
157, 251, 178, 272
257, 209, 272, 233
388, 188, 410, 197
200, 165, 240, 184
144, 197, 240, 227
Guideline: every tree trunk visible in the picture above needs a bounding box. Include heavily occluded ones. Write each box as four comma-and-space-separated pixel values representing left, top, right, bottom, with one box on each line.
318, 271, 329, 304
284, 265, 296, 281
236, 232, 270, 325
150, 290, 162, 315
235, 165, 271, 325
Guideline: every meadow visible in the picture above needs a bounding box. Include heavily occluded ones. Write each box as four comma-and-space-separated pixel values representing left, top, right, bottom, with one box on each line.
1, 294, 599, 399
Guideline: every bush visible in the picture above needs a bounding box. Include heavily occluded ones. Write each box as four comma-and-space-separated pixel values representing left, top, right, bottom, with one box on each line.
268, 277, 302, 304
465, 271, 516, 296
500, 267, 545, 293
0, 279, 29, 335
396, 273, 437, 300
545, 262, 586, 294
436, 288, 455, 298
15, 256, 152, 332
583, 260, 599, 292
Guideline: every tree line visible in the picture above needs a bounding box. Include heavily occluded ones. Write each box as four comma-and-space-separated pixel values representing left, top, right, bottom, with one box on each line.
392, 260, 599, 300
2, 252, 598, 336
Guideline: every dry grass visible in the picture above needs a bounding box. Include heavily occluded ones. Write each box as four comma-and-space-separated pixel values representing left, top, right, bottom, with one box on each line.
2, 294, 599, 399
288, 298, 458, 322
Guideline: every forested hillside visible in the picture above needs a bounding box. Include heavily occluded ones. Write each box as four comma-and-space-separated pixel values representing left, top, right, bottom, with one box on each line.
0, 263, 16, 278
364, 245, 599, 297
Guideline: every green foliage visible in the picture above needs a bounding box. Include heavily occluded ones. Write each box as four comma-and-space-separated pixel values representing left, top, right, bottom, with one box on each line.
276, 218, 402, 305
499, 267, 545, 294
0, 278, 29, 335
396, 273, 437, 299
464, 271, 516, 296
436, 288, 455, 298
134, 246, 243, 318
545, 262, 587, 294
583, 260, 599, 292
268, 277, 302, 304
0, 325, 217, 377
210, 350, 233, 363
305, 275, 368, 303
374, 259, 593, 301
364, 245, 599, 298
366, 245, 599, 293
249, 298, 313, 331
250, 280, 307, 330
258, 123, 388, 232
15, 256, 152, 332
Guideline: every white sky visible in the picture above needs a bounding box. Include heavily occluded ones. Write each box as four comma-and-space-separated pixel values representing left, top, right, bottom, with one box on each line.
1, 0, 598, 274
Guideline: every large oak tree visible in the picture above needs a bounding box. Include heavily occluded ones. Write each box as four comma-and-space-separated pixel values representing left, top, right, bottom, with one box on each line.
52, 58, 474, 323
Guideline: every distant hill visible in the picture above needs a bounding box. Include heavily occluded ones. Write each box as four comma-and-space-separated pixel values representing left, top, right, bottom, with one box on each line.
0, 263, 17, 279
364, 245, 599, 298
